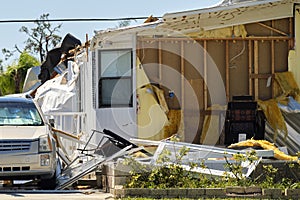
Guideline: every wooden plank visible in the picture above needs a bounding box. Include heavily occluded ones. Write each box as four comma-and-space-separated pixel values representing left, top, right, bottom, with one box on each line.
271, 40, 275, 98
254, 22, 288, 36
204, 41, 208, 109
158, 40, 162, 83
181, 41, 185, 110
226, 40, 230, 102
249, 73, 274, 79
248, 40, 253, 96
254, 40, 259, 100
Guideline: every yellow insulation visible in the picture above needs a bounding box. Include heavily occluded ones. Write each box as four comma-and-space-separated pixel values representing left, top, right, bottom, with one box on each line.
258, 72, 300, 142
187, 25, 247, 38
258, 99, 287, 140
160, 109, 184, 140
228, 139, 299, 162
274, 71, 300, 99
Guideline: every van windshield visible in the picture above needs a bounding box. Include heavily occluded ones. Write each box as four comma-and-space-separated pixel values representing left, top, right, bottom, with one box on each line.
0, 102, 44, 126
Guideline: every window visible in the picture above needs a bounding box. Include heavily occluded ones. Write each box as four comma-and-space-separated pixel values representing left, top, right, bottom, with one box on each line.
98, 49, 133, 107
0, 102, 43, 126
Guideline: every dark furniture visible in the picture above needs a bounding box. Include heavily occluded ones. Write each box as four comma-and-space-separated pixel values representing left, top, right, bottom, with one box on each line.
224, 95, 265, 146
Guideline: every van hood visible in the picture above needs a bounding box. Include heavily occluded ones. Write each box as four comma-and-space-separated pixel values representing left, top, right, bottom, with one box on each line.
0, 126, 49, 140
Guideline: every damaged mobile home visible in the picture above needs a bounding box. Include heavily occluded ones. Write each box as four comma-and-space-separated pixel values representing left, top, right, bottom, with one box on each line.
21, 0, 300, 189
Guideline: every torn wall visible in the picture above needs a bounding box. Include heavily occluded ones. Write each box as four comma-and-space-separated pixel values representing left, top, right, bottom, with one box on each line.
138, 16, 292, 143
136, 58, 184, 141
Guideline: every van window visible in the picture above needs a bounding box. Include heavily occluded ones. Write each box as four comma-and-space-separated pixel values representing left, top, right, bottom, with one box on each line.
0, 102, 43, 126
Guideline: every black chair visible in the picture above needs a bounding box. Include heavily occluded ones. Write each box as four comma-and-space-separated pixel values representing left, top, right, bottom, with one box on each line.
224, 96, 265, 146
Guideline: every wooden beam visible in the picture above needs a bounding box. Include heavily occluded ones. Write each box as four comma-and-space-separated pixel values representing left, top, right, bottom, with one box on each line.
203, 41, 208, 109
248, 40, 253, 96
226, 40, 230, 102
254, 40, 259, 100
181, 41, 185, 111
257, 22, 288, 36
158, 41, 162, 83
249, 73, 274, 79
271, 40, 275, 98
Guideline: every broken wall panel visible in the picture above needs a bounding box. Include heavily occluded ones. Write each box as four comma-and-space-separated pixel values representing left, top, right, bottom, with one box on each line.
137, 16, 293, 143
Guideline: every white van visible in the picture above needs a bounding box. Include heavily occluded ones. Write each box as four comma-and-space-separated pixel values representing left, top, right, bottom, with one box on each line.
0, 96, 57, 189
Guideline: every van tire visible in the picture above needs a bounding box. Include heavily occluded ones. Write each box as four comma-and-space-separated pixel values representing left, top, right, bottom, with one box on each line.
39, 173, 57, 190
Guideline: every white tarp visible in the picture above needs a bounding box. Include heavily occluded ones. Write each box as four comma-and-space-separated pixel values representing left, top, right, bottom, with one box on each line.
34, 61, 79, 113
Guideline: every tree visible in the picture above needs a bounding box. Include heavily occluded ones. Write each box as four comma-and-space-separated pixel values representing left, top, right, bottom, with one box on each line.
0, 59, 3, 73
19, 13, 62, 62
0, 52, 40, 95
116, 20, 132, 28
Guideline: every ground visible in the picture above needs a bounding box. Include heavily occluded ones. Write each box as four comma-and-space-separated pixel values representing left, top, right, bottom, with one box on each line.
0, 190, 113, 200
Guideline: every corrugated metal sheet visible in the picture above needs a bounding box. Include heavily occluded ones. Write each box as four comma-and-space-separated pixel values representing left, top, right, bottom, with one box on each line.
160, 0, 297, 33
265, 112, 300, 155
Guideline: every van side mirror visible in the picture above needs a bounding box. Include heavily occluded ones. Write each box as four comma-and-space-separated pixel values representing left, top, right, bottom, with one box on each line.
48, 118, 55, 128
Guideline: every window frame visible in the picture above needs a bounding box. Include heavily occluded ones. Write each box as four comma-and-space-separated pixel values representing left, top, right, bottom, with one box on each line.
98, 49, 133, 108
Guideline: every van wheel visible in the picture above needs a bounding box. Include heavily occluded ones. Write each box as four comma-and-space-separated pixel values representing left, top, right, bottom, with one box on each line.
39, 173, 57, 190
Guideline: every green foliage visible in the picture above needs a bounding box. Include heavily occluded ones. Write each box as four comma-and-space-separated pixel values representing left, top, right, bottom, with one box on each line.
124, 155, 212, 189
124, 142, 300, 190
19, 13, 62, 62
2, 48, 15, 61
116, 20, 137, 28
2, 14, 62, 64
0, 52, 40, 95
223, 150, 258, 187
0, 65, 16, 95
259, 164, 278, 188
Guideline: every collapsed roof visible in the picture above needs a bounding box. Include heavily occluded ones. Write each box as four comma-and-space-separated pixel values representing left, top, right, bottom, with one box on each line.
160, 0, 298, 34
91, 0, 299, 43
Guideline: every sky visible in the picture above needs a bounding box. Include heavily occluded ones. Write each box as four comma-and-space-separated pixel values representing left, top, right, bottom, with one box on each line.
0, 0, 221, 64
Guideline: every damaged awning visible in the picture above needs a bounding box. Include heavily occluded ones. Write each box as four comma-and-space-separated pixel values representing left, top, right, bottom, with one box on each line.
159, 0, 297, 33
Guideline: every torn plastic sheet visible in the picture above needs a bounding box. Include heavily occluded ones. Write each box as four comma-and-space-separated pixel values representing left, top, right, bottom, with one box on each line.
34, 72, 76, 113
278, 96, 300, 113
35, 60, 80, 113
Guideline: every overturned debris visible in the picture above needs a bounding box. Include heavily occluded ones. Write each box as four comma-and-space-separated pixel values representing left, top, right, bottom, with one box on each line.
54, 129, 150, 190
